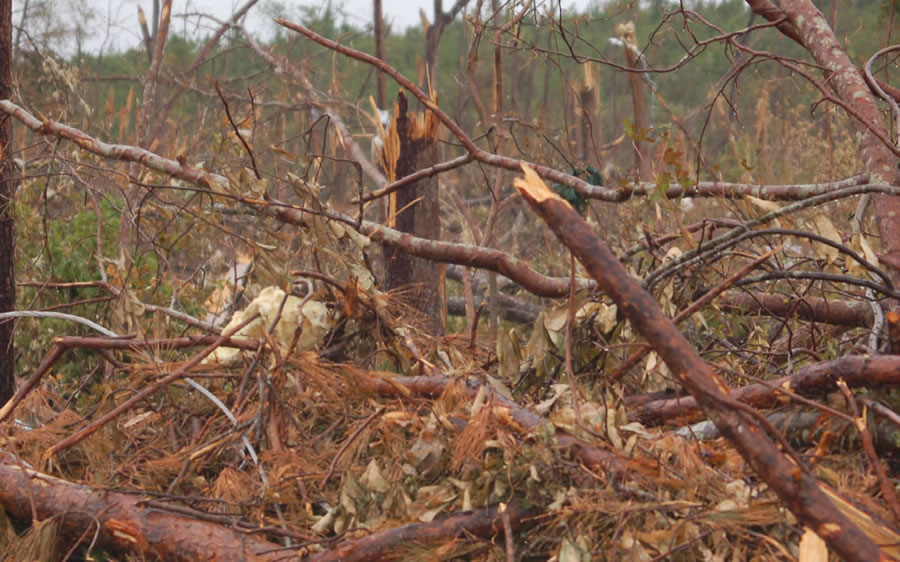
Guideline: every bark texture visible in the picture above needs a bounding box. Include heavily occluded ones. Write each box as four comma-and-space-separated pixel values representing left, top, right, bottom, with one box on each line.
514, 167, 890, 560
0, 460, 281, 561
766, 0, 900, 285
0, 0, 15, 405
382, 91, 443, 333
632, 354, 900, 426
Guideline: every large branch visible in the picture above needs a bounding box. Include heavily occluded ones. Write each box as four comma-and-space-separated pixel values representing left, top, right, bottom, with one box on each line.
0, 459, 281, 560
766, 0, 900, 284
309, 503, 531, 562
716, 291, 875, 328
632, 354, 900, 426
512, 165, 888, 560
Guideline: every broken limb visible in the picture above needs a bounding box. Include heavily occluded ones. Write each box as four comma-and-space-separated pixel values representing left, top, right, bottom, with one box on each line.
513, 163, 889, 560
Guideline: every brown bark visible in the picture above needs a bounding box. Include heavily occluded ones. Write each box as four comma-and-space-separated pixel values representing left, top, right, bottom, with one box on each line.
716, 291, 875, 328
514, 167, 889, 560
620, 24, 653, 181
0, 460, 281, 561
632, 355, 900, 426
309, 503, 532, 562
0, 0, 14, 406
382, 92, 443, 333
755, 0, 900, 287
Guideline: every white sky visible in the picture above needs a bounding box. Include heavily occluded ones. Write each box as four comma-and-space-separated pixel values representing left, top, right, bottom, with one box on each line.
15, 1, 595, 55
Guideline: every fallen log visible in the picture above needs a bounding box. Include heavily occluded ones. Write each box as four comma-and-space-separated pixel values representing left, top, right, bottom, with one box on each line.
632, 355, 900, 426
0, 459, 282, 561
715, 291, 874, 328
307, 503, 533, 561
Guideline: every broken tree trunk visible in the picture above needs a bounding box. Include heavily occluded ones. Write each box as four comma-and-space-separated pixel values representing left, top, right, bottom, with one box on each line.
618, 22, 653, 182
381, 91, 444, 334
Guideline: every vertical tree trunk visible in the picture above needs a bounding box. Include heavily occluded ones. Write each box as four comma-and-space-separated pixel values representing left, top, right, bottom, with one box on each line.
619, 23, 653, 181
578, 67, 598, 167
0, 0, 15, 404
373, 0, 386, 109
382, 92, 443, 334
121, 0, 172, 271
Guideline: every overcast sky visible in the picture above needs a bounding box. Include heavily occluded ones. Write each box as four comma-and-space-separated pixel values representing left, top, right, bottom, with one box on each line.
17, 1, 596, 55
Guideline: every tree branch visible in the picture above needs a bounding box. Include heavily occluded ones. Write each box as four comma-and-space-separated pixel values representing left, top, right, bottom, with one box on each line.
513, 163, 888, 560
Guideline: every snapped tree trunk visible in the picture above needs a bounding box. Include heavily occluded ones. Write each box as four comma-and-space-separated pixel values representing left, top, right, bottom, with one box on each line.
619, 22, 653, 181
381, 91, 443, 334
0, 0, 15, 405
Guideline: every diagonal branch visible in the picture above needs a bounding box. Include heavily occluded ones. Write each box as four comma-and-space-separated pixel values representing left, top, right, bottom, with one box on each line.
513, 164, 888, 560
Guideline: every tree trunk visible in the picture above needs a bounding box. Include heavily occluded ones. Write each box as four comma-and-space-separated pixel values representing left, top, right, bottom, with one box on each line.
373, 0, 386, 109
382, 92, 443, 334
752, 0, 900, 287
0, 0, 15, 405
619, 22, 653, 181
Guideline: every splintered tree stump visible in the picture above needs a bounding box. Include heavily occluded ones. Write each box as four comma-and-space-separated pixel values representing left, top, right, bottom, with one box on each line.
381, 91, 443, 333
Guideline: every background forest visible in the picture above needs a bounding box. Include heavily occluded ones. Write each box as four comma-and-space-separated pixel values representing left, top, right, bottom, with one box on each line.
0, 0, 898, 559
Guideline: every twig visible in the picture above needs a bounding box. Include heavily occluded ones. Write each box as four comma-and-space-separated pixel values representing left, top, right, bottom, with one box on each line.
610, 244, 781, 380
319, 407, 384, 488
500, 502, 515, 562
46, 313, 260, 457
214, 80, 261, 180
352, 154, 473, 203
565, 254, 583, 429
837, 379, 900, 523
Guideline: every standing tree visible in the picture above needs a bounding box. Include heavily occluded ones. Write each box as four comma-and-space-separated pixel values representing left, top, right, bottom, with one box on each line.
0, 0, 14, 405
